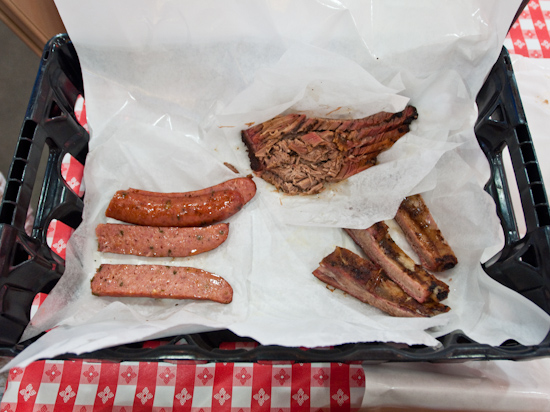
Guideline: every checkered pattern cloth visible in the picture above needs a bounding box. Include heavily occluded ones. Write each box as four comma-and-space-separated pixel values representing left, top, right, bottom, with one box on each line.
505, 0, 550, 57
1, 361, 365, 411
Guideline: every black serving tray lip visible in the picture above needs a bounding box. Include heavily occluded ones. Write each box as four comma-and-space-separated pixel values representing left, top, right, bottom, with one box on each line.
1, 34, 550, 363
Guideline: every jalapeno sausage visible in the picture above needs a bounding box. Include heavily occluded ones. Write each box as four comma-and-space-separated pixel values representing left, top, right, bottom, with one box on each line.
91, 264, 233, 303
96, 223, 229, 257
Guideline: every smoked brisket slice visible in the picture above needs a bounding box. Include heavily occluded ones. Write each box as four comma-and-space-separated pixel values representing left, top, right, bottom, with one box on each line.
345, 222, 449, 303
241, 106, 418, 195
312, 247, 449, 317
395, 195, 458, 272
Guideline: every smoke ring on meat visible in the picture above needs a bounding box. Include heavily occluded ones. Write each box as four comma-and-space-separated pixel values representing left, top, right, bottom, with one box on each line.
241, 105, 418, 195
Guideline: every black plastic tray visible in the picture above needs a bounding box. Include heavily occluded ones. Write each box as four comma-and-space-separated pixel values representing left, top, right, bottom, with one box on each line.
1, 34, 549, 363
0, 35, 87, 352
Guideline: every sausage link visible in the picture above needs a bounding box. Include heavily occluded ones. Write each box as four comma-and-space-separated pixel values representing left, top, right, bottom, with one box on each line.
105, 189, 244, 227
128, 177, 257, 205
91, 264, 233, 303
96, 223, 229, 257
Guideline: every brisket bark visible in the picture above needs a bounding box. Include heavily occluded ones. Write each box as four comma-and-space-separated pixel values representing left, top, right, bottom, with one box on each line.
395, 194, 458, 272
241, 105, 418, 195
312, 247, 449, 317
345, 222, 449, 304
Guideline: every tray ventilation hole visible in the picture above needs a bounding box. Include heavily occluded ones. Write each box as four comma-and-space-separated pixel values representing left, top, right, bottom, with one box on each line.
532, 184, 548, 205
521, 143, 535, 163
21, 120, 37, 140
11, 160, 26, 181
12, 242, 32, 267
48, 101, 63, 119
4, 180, 21, 203
60, 153, 85, 197
535, 204, 550, 227
518, 244, 538, 269
15, 139, 32, 160
517, 124, 530, 144
499, 339, 520, 347
0, 203, 15, 225
489, 104, 505, 123
526, 163, 541, 184
454, 334, 475, 345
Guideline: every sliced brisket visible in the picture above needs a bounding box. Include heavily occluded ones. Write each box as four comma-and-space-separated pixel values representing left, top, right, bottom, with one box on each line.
241, 106, 418, 195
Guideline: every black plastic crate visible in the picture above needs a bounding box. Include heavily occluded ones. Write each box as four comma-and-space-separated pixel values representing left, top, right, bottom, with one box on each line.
1, 34, 549, 363
0, 35, 88, 353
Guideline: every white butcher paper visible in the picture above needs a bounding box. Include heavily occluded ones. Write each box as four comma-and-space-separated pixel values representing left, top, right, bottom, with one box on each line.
3, 0, 550, 370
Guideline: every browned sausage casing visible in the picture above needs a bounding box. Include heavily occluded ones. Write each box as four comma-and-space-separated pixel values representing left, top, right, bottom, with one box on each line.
96, 223, 229, 257
128, 177, 257, 205
91, 264, 233, 303
105, 189, 244, 227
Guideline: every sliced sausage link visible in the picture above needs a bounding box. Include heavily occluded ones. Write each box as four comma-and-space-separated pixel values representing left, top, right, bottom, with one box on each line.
96, 223, 230, 257
91, 264, 233, 303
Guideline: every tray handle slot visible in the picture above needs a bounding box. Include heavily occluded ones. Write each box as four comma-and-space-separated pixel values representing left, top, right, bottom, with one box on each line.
476, 48, 550, 314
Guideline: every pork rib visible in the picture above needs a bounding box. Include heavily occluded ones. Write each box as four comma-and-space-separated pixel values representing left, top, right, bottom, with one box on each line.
395, 195, 458, 272
312, 247, 450, 317
345, 222, 449, 303
241, 106, 418, 195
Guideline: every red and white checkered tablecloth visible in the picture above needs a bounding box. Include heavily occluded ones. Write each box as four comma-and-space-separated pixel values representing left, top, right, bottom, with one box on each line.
3, 3, 550, 409
505, 0, 550, 57
1, 360, 365, 411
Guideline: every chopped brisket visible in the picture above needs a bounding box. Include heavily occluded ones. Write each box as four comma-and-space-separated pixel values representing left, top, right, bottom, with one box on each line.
395, 195, 458, 272
312, 247, 449, 317
241, 106, 418, 195
345, 222, 449, 303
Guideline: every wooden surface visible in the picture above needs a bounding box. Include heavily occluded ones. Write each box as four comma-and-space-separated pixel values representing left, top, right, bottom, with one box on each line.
0, 0, 65, 55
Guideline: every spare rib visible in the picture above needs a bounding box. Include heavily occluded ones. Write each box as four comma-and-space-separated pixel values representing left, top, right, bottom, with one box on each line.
312, 247, 450, 317
395, 194, 458, 272
345, 222, 449, 303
